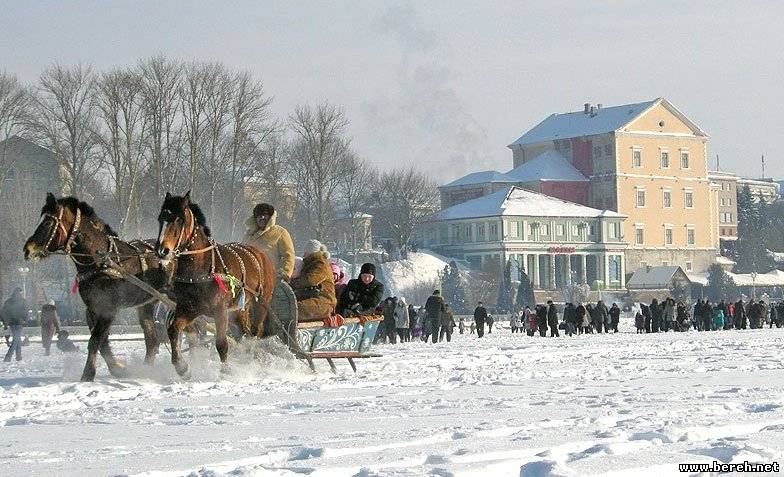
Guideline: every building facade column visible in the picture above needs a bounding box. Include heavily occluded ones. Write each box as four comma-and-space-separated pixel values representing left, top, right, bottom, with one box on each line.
565, 254, 573, 285
531, 254, 540, 288
580, 254, 588, 284
549, 254, 557, 290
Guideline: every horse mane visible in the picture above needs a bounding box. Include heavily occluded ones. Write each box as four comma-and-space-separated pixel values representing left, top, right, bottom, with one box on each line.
161, 194, 211, 237
42, 196, 119, 237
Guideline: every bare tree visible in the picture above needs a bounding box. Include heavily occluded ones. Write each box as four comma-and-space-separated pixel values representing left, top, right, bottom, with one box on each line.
178, 61, 212, 197
0, 71, 30, 186
371, 167, 438, 258
200, 63, 233, 229
289, 102, 353, 240
226, 71, 273, 239
139, 56, 182, 207
30, 63, 101, 198
336, 154, 377, 268
96, 67, 148, 235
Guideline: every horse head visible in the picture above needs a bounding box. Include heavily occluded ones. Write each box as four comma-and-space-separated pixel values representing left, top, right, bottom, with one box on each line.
156, 191, 210, 263
24, 193, 86, 262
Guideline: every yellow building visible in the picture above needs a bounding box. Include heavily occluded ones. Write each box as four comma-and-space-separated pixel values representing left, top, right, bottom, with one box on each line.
509, 98, 718, 273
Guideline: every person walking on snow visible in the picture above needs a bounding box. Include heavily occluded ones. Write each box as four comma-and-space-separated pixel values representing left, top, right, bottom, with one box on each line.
40, 300, 61, 356
473, 301, 488, 338
2, 288, 27, 362
547, 300, 559, 337
425, 290, 446, 343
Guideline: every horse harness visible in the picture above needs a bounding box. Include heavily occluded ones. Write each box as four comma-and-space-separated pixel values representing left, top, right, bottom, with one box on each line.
171, 229, 264, 303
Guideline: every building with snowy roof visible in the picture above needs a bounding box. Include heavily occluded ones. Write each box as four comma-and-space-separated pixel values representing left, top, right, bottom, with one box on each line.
439, 149, 589, 208
505, 97, 718, 274
422, 186, 628, 290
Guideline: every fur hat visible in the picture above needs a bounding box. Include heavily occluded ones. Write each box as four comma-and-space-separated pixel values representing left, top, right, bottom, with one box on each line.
303, 239, 329, 258
360, 263, 376, 276
253, 203, 275, 217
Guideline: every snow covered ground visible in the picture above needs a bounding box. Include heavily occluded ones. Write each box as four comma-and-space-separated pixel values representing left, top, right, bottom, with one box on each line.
3, 320, 784, 476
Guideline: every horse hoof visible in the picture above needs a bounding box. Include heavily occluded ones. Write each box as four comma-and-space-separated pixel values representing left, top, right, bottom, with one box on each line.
109, 363, 130, 379
80, 371, 96, 382
174, 362, 191, 379
220, 363, 232, 376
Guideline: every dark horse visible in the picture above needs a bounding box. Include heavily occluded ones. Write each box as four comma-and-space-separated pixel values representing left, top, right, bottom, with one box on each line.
24, 194, 169, 381
155, 192, 275, 377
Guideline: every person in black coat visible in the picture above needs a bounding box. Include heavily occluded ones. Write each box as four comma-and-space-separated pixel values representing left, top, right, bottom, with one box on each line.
609, 303, 621, 333
734, 299, 746, 329
650, 299, 661, 333
535, 304, 548, 337
473, 301, 488, 338
337, 263, 384, 316
642, 303, 652, 333
425, 290, 446, 343
547, 300, 559, 337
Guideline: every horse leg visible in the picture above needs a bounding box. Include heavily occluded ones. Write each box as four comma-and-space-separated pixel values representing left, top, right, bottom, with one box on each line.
81, 310, 108, 382
138, 302, 159, 365
236, 308, 251, 337
168, 314, 192, 378
215, 308, 230, 373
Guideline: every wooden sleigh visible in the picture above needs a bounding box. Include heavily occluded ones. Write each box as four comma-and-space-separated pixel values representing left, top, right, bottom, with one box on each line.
271, 281, 382, 373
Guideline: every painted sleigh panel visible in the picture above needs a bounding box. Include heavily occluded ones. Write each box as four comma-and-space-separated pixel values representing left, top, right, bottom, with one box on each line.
296, 316, 381, 353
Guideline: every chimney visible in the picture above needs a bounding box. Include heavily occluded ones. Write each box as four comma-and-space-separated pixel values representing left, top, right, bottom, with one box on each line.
597, 103, 602, 110
584, 103, 591, 114
589, 105, 598, 117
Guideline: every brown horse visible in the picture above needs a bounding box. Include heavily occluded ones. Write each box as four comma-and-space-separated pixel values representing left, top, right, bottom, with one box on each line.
23, 194, 171, 381
155, 192, 275, 377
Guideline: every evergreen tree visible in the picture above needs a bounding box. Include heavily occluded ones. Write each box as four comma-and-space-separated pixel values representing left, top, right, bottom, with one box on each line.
441, 260, 469, 313
735, 185, 773, 273
515, 268, 536, 310
496, 259, 513, 313
706, 263, 738, 302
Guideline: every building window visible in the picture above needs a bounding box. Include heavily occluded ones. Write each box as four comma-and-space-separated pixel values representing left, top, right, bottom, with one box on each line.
489, 223, 498, 240
608, 255, 622, 286
680, 151, 689, 169
660, 150, 669, 168
608, 222, 618, 239
664, 227, 673, 246
589, 224, 596, 236
684, 191, 694, 208
727, 198, 732, 206
604, 144, 613, 156
636, 189, 646, 207
594, 145, 602, 157
477, 224, 485, 241
687, 228, 695, 245
662, 190, 672, 208
662, 261, 669, 266
556, 224, 565, 236
685, 261, 693, 271
632, 148, 642, 168
635, 226, 644, 245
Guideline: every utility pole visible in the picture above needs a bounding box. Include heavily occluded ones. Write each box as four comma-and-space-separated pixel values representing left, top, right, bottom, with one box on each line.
716, 154, 720, 171
762, 154, 766, 179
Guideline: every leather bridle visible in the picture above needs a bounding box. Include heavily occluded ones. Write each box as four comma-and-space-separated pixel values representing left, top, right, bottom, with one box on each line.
39, 206, 82, 256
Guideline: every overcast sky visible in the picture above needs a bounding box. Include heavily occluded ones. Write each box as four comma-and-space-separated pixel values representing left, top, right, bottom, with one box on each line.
2, 0, 782, 183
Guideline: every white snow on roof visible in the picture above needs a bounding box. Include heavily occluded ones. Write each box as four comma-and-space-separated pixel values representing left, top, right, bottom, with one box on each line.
505, 150, 587, 182
626, 266, 684, 289
432, 186, 623, 221
443, 170, 516, 187
715, 255, 736, 265
509, 99, 658, 146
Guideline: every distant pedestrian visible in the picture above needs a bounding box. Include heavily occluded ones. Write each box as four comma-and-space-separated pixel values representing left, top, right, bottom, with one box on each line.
635, 309, 645, 333
2, 288, 27, 362
486, 314, 494, 333
425, 290, 446, 343
473, 301, 488, 338
609, 303, 621, 333
439, 304, 456, 342
394, 297, 410, 342
40, 300, 61, 356
547, 300, 559, 337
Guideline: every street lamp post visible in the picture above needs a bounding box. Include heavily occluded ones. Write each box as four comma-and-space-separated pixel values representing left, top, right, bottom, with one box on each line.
751, 271, 758, 300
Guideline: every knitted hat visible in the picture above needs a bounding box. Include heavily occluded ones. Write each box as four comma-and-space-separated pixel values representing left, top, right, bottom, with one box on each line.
360, 263, 376, 276
303, 239, 329, 258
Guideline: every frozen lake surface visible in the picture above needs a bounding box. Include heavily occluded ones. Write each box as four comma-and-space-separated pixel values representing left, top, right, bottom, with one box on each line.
2, 323, 784, 476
